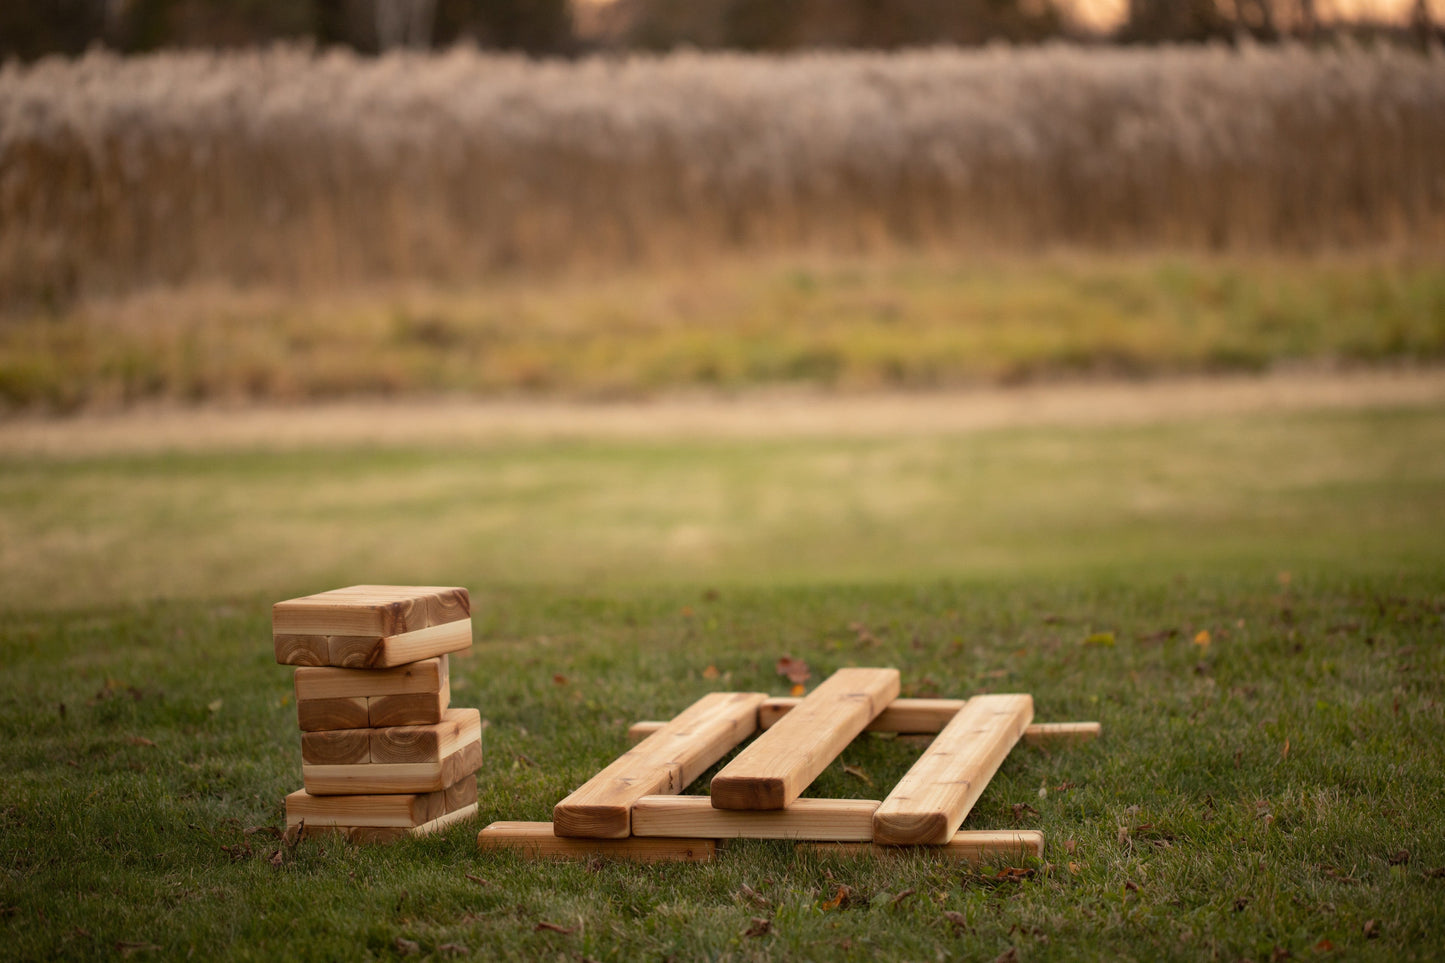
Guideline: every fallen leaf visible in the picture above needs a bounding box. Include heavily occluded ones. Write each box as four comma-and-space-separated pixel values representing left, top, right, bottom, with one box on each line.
1281, 739, 1290, 760
941, 910, 968, 930
206, 699, 222, 713
1426, 867, 1445, 879
551, 674, 567, 686
220, 844, 251, 862
465, 873, 490, 886
775, 657, 811, 685
437, 944, 469, 957
534, 921, 575, 934
1082, 632, 1116, 647
1362, 919, 1379, 939
126, 736, 156, 748
1270, 946, 1292, 962
1193, 630, 1211, 647
116, 942, 162, 956
1389, 849, 1410, 866
1124, 880, 1140, 892
268, 849, 283, 868
1010, 802, 1039, 823
1233, 896, 1250, 912
701, 665, 719, 680
995, 867, 1034, 881
820, 885, 851, 911
890, 888, 916, 907
1064, 838, 1077, 854
1068, 861, 1081, 874
394, 937, 420, 956
738, 883, 770, 908
842, 764, 873, 787
680, 606, 694, 617
1313, 938, 1334, 953
743, 917, 771, 938
993, 949, 1019, 963
244, 825, 282, 838
790, 683, 806, 697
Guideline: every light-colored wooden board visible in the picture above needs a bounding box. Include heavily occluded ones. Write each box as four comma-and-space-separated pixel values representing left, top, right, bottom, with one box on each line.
710, 668, 899, 811
478, 821, 715, 863
804, 830, 1045, 861
1022, 721, 1101, 747
303, 737, 482, 795
293, 655, 448, 702
632, 795, 879, 841
444, 773, 478, 812
553, 691, 765, 839
371, 707, 481, 764
300, 727, 371, 765
297, 696, 369, 732
288, 803, 479, 845
369, 673, 451, 728
759, 696, 966, 733
326, 619, 472, 669
285, 787, 444, 828
873, 694, 1034, 846
273, 585, 469, 639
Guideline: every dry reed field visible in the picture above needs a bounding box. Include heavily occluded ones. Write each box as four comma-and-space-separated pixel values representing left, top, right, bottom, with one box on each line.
3, 43, 1444, 305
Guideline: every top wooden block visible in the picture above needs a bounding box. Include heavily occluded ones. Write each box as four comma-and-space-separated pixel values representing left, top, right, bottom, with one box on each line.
273, 585, 469, 639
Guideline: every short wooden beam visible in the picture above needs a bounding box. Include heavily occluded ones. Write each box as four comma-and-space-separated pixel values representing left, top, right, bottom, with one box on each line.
478, 822, 715, 862
631, 795, 878, 841
1022, 721, 1101, 747
759, 696, 965, 733
873, 694, 1033, 846
553, 691, 765, 838
710, 668, 899, 811
804, 829, 1045, 861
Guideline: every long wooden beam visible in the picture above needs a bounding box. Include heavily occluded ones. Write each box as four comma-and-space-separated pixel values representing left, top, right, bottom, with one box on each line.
873, 694, 1033, 846
478, 822, 715, 862
632, 795, 878, 841
627, 716, 1099, 746
553, 691, 765, 838
710, 668, 899, 810
804, 829, 1045, 862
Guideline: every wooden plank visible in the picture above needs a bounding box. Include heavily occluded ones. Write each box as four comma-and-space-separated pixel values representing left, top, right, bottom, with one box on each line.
553, 691, 765, 839
297, 696, 369, 732
369, 673, 450, 728
285, 787, 444, 828
300, 727, 371, 765
303, 737, 482, 795
759, 696, 965, 733
293, 655, 447, 702
710, 668, 899, 811
632, 795, 878, 841
444, 773, 478, 813
873, 694, 1034, 846
328, 619, 472, 669
273, 585, 469, 639
290, 803, 479, 845
804, 830, 1045, 861
1022, 721, 1101, 747
370, 708, 481, 764
478, 822, 715, 863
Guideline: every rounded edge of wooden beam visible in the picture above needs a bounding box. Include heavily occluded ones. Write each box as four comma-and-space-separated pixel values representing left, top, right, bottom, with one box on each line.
872, 811, 950, 847
551, 803, 631, 839
710, 776, 786, 811
1022, 721, 1102, 747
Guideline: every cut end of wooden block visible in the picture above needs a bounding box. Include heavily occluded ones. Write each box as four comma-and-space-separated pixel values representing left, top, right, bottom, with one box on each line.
872, 811, 950, 847
552, 803, 631, 839
710, 776, 786, 811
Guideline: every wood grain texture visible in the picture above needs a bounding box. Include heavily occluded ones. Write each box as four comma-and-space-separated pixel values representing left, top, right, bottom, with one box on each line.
444, 773, 478, 812
873, 694, 1034, 846
710, 668, 899, 811
803, 830, 1045, 861
288, 803, 478, 845
300, 727, 371, 765
274, 633, 329, 666
370, 708, 480, 764
368, 673, 450, 728
478, 822, 715, 863
285, 787, 444, 828
1022, 721, 1101, 747
759, 696, 965, 733
273, 585, 469, 640
327, 619, 472, 669
632, 795, 879, 841
553, 691, 765, 839
296, 696, 369, 732
302, 737, 482, 795
293, 655, 447, 702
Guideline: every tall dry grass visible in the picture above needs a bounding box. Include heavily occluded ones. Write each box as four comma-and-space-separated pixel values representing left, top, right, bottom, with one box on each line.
2, 43, 1443, 305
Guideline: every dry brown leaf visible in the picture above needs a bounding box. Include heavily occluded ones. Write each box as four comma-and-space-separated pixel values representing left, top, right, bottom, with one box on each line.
743, 917, 772, 938
820, 885, 851, 911
1389, 849, 1410, 865
842, 764, 873, 787
394, 937, 420, 956
992, 948, 1019, 963
738, 884, 770, 908
551, 674, 567, 686
534, 921, 575, 934
941, 910, 968, 930
268, 849, 283, 868
890, 888, 915, 907
116, 942, 162, 957
775, 656, 811, 685
126, 736, 156, 748
701, 665, 719, 680
464, 873, 490, 886
1363, 919, 1379, 939
437, 944, 470, 957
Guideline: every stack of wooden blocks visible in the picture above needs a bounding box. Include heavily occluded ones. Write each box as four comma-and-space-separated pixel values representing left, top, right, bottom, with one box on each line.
274, 585, 482, 843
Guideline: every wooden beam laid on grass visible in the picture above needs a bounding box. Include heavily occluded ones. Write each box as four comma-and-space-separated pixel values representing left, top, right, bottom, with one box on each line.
710, 668, 899, 811
288, 778, 478, 844
285, 787, 445, 828
759, 696, 965, 733
553, 691, 766, 839
273, 585, 470, 639
478, 821, 715, 863
873, 694, 1034, 846
632, 795, 878, 841
1023, 721, 1101, 747
293, 655, 448, 702
303, 738, 482, 795
804, 830, 1045, 862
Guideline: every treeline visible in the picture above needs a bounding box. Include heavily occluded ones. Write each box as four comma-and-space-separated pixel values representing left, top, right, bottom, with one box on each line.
2, 0, 1439, 61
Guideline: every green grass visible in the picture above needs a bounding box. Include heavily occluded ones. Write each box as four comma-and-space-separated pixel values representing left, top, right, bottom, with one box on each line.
3, 254, 1445, 411
2, 401, 1443, 960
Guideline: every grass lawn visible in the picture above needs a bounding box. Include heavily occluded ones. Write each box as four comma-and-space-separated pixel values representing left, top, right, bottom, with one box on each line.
1, 397, 1443, 960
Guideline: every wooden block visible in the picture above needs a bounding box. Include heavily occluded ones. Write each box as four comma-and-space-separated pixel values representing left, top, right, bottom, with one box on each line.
275, 633, 330, 666
285, 787, 443, 828
369, 673, 451, 728
804, 830, 1045, 861
273, 585, 470, 640
294, 655, 448, 702
300, 727, 371, 765
632, 795, 879, 841
759, 696, 965, 733
444, 773, 478, 812
710, 668, 899, 811
303, 736, 482, 795
553, 691, 766, 839
478, 822, 715, 863
329, 619, 473, 669
297, 696, 369, 732
873, 694, 1034, 846
288, 803, 479, 845
1022, 721, 1102, 747
371, 708, 480, 764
